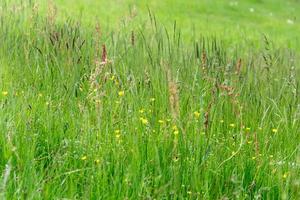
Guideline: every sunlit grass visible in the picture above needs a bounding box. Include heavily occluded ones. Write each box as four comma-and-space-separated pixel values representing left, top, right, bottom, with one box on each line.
0, 1, 299, 199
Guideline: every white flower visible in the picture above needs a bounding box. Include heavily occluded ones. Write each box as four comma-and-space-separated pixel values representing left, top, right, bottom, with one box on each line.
229, 1, 238, 6
287, 19, 294, 25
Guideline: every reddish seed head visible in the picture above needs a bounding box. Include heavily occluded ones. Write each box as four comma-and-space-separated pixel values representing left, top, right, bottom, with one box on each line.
131, 31, 135, 46
202, 51, 207, 68
101, 44, 107, 62
236, 58, 242, 74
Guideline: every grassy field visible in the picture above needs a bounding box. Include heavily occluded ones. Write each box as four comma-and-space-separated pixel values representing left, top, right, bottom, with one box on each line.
35, 0, 300, 49
0, 0, 300, 199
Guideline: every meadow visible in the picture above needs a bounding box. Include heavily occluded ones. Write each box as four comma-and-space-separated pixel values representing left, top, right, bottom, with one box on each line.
0, 0, 299, 199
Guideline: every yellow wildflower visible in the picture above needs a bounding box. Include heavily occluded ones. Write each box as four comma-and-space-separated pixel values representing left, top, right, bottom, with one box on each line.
194, 111, 201, 119
229, 123, 235, 128
2, 91, 8, 96
150, 98, 155, 102
272, 128, 278, 133
140, 117, 148, 125
95, 159, 100, 164
118, 91, 125, 97
220, 119, 224, 123
172, 125, 178, 131
158, 120, 164, 124
115, 134, 121, 139
283, 172, 289, 179
245, 127, 251, 131
139, 109, 145, 114
81, 156, 87, 161
172, 125, 179, 135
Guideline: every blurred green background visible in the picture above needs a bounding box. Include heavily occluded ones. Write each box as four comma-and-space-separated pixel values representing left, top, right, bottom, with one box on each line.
36, 0, 300, 49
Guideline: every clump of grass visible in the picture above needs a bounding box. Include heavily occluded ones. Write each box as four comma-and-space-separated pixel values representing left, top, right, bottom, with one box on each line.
0, 1, 299, 199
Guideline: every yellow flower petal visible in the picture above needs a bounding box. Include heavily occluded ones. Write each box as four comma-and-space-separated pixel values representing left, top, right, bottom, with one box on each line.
194, 111, 200, 119
139, 109, 145, 114
118, 91, 125, 97
2, 91, 8, 96
140, 117, 148, 125
272, 128, 278, 133
158, 120, 164, 124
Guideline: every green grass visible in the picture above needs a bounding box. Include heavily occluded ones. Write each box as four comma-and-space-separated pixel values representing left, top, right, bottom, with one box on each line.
35, 0, 300, 50
0, 1, 300, 199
